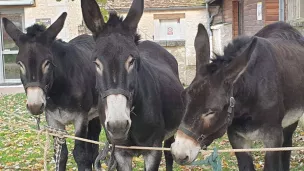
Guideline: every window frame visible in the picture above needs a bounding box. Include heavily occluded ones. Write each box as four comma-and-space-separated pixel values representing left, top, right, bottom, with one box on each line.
287, 0, 304, 21
153, 13, 186, 41
0, 8, 24, 84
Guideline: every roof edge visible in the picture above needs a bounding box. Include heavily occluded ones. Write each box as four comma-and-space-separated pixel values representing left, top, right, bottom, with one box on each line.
104, 5, 207, 13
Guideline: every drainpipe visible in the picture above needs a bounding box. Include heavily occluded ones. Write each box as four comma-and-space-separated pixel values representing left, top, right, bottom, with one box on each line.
206, 2, 221, 59
206, 3, 213, 59
279, 0, 285, 21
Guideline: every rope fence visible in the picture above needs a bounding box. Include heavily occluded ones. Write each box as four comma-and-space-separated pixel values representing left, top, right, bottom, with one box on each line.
1, 109, 304, 171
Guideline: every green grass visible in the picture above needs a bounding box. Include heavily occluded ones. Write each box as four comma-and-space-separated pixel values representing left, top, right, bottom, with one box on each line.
0, 93, 303, 170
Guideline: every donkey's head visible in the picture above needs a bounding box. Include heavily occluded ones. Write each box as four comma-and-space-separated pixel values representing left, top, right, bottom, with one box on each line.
81, 0, 143, 143
2, 13, 67, 115
171, 24, 257, 165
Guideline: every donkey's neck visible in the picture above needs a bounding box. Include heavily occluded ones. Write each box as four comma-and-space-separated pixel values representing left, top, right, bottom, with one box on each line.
46, 40, 73, 97
51, 41, 69, 79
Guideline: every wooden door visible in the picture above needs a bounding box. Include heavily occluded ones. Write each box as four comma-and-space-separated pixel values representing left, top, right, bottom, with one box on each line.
232, 1, 239, 38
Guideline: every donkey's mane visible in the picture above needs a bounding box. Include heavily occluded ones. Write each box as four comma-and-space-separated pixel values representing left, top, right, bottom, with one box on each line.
103, 12, 141, 45
21, 23, 65, 43
212, 36, 252, 66
211, 22, 304, 70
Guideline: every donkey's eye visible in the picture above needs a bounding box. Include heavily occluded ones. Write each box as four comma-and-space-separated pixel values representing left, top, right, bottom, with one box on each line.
42, 60, 51, 74
45, 61, 50, 66
205, 109, 215, 116
94, 59, 103, 76
129, 58, 135, 66
17, 61, 26, 75
43, 60, 51, 68
125, 56, 136, 73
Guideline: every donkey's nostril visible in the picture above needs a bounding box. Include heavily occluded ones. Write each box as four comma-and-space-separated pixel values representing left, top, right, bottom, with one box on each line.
125, 120, 130, 129
40, 103, 45, 111
106, 120, 130, 135
171, 153, 176, 160
181, 155, 189, 163
106, 121, 110, 130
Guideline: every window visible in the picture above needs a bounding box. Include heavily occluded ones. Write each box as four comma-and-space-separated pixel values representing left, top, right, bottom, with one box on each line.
154, 13, 185, 41
288, 0, 304, 20
0, 9, 24, 83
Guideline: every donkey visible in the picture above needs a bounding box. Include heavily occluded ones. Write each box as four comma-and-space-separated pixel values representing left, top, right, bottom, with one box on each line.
3, 13, 101, 171
81, 0, 184, 170
171, 22, 304, 171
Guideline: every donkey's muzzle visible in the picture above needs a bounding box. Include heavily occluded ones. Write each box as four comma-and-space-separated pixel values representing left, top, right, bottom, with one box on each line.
26, 87, 46, 115
27, 103, 44, 115
106, 119, 130, 140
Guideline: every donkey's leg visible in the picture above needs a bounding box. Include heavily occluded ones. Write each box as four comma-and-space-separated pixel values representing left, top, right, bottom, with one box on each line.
143, 140, 163, 171
262, 126, 283, 171
143, 150, 162, 171
282, 122, 298, 171
164, 136, 175, 171
227, 127, 255, 171
114, 148, 133, 171
86, 117, 102, 168
73, 115, 90, 171
46, 113, 68, 171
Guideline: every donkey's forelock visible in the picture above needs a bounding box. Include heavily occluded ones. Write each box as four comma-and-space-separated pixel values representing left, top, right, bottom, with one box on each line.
98, 12, 141, 45
208, 36, 253, 73
214, 36, 252, 63
18, 24, 47, 43
25, 24, 46, 37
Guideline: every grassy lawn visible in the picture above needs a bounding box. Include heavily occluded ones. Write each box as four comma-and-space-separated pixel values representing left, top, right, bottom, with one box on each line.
0, 93, 303, 170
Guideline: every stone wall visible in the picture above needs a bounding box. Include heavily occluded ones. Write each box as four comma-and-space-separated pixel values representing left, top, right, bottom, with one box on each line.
211, 23, 232, 55
165, 46, 186, 85
294, 26, 304, 35
107, 0, 204, 9
288, 19, 304, 35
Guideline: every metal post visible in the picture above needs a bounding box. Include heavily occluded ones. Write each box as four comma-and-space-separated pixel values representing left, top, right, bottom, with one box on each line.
279, 0, 285, 21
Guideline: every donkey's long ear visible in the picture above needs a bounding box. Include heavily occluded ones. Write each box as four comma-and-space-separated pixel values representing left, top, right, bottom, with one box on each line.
81, 0, 104, 36
43, 12, 67, 45
195, 24, 210, 71
123, 0, 144, 32
2, 18, 24, 46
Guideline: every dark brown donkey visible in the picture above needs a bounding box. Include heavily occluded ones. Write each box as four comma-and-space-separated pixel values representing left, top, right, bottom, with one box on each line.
81, 0, 184, 170
171, 22, 304, 171
3, 13, 100, 171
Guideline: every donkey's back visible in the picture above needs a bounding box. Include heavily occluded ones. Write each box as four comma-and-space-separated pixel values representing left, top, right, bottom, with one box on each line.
69, 34, 95, 60
254, 22, 304, 129
138, 40, 179, 77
